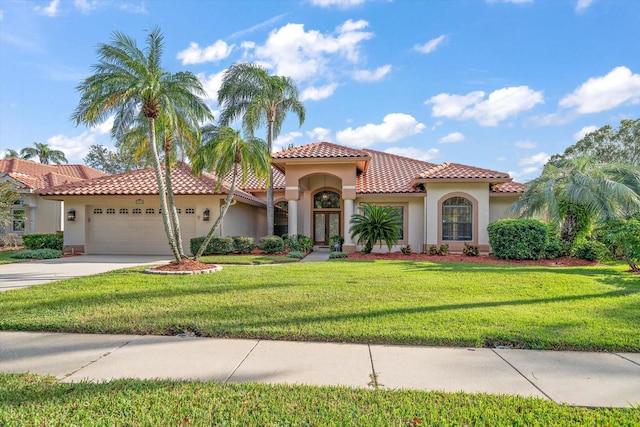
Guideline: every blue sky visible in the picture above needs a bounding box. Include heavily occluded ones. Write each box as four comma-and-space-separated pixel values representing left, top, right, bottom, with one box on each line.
1, 0, 639, 182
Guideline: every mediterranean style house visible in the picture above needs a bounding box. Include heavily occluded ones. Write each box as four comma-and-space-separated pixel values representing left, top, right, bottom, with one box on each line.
37, 142, 525, 255
0, 158, 106, 243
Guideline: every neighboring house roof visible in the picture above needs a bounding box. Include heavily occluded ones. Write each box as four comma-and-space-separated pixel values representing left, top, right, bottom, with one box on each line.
37, 162, 265, 206
0, 158, 107, 190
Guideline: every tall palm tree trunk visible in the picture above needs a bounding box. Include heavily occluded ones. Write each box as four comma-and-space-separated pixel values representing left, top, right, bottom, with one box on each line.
148, 119, 182, 263
194, 163, 239, 261
164, 151, 186, 259
266, 120, 275, 236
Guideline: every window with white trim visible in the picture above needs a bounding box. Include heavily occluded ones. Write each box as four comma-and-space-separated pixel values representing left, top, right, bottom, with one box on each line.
106, 208, 116, 215
11, 208, 25, 232
119, 208, 129, 215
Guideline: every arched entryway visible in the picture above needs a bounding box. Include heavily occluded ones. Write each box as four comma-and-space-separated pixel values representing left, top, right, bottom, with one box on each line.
313, 190, 341, 245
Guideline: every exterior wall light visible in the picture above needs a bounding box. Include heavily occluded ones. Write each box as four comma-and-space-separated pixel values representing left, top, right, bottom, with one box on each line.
203, 208, 210, 222
67, 209, 76, 222
135, 199, 144, 204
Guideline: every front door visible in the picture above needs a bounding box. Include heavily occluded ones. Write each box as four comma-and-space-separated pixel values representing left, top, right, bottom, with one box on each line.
314, 212, 340, 245
313, 190, 341, 245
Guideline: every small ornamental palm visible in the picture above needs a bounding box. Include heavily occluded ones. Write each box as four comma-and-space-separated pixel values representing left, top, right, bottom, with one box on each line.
350, 205, 403, 254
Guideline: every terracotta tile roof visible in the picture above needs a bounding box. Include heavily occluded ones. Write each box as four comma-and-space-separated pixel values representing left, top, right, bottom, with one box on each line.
37, 162, 265, 206
357, 149, 437, 194
273, 141, 369, 159
418, 162, 511, 180
491, 181, 526, 193
236, 166, 285, 191
0, 158, 107, 190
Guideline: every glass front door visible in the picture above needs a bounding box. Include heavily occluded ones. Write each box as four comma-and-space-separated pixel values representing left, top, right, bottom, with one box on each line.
314, 212, 340, 245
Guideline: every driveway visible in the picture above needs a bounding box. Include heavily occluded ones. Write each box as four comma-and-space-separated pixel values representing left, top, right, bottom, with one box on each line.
0, 255, 171, 292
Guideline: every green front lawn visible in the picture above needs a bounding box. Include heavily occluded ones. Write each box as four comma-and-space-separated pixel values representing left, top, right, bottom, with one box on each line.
0, 250, 27, 264
199, 254, 299, 265
1, 373, 636, 426
0, 261, 638, 351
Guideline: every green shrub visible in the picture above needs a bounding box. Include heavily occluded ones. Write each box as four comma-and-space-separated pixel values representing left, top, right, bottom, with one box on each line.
189, 236, 234, 256
329, 234, 344, 252
428, 244, 449, 256
350, 205, 402, 254
22, 233, 63, 250
259, 235, 285, 254
329, 251, 348, 259
286, 234, 313, 253
286, 250, 305, 259
571, 239, 609, 261
543, 222, 564, 259
233, 236, 255, 254
594, 219, 640, 271
487, 219, 547, 260
400, 245, 412, 255
463, 243, 479, 256
11, 248, 62, 259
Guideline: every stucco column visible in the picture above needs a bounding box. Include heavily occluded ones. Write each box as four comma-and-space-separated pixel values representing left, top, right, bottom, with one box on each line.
288, 199, 298, 236
29, 206, 36, 234
342, 198, 355, 253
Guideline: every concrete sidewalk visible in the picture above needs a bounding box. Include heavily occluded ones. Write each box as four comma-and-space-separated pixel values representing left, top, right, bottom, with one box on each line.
0, 255, 170, 292
1, 331, 638, 408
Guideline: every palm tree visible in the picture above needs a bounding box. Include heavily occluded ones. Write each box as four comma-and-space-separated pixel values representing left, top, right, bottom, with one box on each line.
3, 149, 20, 159
191, 126, 270, 260
20, 142, 68, 164
508, 156, 640, 244
217, 63, 305, 236
71, 27, 213, 263
350, 205, 403, 254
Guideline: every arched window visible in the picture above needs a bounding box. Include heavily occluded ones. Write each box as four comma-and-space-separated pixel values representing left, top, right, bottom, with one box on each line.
314, 191, 340, 209
442, 197, 472, 241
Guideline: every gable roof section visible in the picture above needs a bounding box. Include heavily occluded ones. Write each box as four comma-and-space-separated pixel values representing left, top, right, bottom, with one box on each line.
490, 181, 527, 194
272, 141, 371, 174
0, 158, 107, 190
37, 162, 265, 206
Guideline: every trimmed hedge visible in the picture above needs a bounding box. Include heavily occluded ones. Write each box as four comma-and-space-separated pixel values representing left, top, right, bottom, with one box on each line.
189, 236, 234, 256
487, 219, 547, 260
329, 251, 348, 259
11, 248, 62, 259
22, 233, 63, 251
259, 235, 285, 254
571, 239, 610, 261
286, 250, 305, 259
285, 234, 313, 253
233, 236, 255, 254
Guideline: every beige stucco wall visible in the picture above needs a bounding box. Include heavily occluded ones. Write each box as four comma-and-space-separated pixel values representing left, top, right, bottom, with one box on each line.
489, 196, 520, 223
425, 182, 491, 251
354, 195, 425, 253
43, 194, 264, 254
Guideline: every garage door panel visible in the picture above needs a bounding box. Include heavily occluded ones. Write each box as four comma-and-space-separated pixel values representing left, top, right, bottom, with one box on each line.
87, 206, 197, 255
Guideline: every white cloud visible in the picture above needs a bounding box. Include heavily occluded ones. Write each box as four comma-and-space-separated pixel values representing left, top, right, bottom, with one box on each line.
559, 66, 640, 114
575, 0, 594, 12
307, 127, 332, 141
414, 35, 446, 54
48, 117, 114, 164
196, 70, 226, 102
177, 40, 233, 65
35, 0, 60, 17
274, 132, 302, 152
507, 166, 540, 179
309, 0, 368, 8
519, 152, 550, 166
385, 147, 439, 162
73, 0, 98, 13
118, 3, 147, 13
228, 13, 288, 40
246, 20, 373, 82
514, 140, 536, 149
352, 65, 392, 82
336, 113, 426, 147
438, 132, 465, 144
573, 125, 598, 141
427, 86, 543, 126
300, 83, 339, 101
496, 156, 507, 161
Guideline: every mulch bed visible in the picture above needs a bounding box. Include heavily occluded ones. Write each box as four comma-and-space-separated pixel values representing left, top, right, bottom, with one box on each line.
347, 252, 599, 267
149, 259, 215, 272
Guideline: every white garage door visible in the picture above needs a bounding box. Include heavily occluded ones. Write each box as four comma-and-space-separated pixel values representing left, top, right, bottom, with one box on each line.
87, 206, 197, 255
